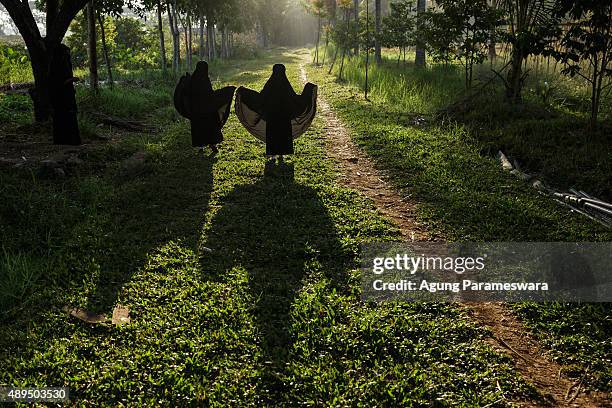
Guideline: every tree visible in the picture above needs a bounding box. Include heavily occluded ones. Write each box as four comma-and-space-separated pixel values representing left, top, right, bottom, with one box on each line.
423, 0, 500, 88
303, 0, 326, 65
414, 0, 426, 67
329, 0, 357, 79
0, 0, 93, 121
167, 0, 180, 74
254, 0, 288, 48
380, 0, 416, 65
497, 0, 559, 101
138, 0, 168, 73
488, 0, 501, 61
553, 0, 612, 129
156, 1, 167, 72
217, 0, 257, 59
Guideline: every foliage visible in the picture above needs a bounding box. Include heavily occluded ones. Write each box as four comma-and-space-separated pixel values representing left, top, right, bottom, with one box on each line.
65, 13, 160, 71
114, 17, 159, 69
496, 0, 561, 99
513, 302, 611, 391
552, 0, 612, 129
421, 0, 501, 88
66, 11, 117, 68
330, 13, 359, 53
380, 0, 416, 53
0, 43, 29, 84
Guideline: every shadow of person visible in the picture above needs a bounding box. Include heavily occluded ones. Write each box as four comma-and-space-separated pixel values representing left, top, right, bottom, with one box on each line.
200, 161, 349, 401
84, 152, 217, 313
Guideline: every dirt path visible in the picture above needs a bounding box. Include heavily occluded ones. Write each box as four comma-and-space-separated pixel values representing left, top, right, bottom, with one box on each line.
300, 65, 609, 408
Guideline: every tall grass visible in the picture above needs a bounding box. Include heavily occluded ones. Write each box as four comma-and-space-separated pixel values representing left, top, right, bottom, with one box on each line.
76, 83, 172, 118
321, 45, 610, 119
318, 45, 612, 199
341, 56, 465, 113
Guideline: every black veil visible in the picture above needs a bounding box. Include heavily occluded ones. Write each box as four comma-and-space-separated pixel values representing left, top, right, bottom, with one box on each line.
173, 61, 236, 129
234, 64, 317, 143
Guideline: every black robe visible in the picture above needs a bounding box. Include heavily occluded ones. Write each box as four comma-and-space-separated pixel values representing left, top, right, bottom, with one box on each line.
174, 61, 236, 147
49, 44, 81, 146
234, 64, 317, 155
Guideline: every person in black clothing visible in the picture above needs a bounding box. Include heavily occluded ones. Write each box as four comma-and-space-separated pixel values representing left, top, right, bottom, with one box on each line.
49, 44, 81, 146
234, 64, 317, 162
174, 61, 236, 154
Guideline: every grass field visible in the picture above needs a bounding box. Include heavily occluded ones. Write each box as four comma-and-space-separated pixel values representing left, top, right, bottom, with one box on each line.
336, 50, 612, 201
0, 48, 545, 406
307, 50, 611, 392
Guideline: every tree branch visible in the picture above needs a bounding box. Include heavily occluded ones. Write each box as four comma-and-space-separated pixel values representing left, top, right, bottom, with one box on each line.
0, 0, 43, 49
46, 0, 91, 44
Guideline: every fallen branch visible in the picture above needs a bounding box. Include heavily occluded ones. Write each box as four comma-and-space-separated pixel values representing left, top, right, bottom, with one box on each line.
86, 111, 154, 132
0, 81, 34, 92
492, 334, 531, 362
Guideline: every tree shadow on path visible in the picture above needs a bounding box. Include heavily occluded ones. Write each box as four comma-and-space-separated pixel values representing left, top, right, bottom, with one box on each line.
84, 150, 216, 313
200, 161, 349, 402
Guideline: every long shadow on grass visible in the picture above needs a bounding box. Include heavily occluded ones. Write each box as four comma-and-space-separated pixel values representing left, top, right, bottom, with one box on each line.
83, 149, 216, 312
201, 161, 348, 402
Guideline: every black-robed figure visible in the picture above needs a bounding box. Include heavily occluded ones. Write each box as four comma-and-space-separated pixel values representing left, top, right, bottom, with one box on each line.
49, 44, 81, 146
174, 61, 236, 153
235, 64, 317, 159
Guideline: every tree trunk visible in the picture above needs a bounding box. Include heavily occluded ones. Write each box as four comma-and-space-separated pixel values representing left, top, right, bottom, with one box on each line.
488, 0, 497, 62
29, 46, 52, 122
199, 18, 205, 60
374, 0, 382, 64
415, 0, 426, 67
187, 13, 192, 70
97, 13, 113, 89
257, 21, 268, 48
224, 27, 230, 58
220, 26, 226, 59
211, 25, 217, 59
328, 44, 340, 74
2, 0, 91, 122
205, 21, 210, 59
506, 45, 524, 101
87, 1, 98, 93
157, 2, 167, 73
180, 15, 189, 70
353, 0, 359, 56
168, 2, 180, 75
314, 15, 321, 65
590, 67, 601, 130
207, 22, 214, 61
339, 47, 346, 80
229, 32, 234, 57
322, 23, 329, 65
365, 0, 370, 99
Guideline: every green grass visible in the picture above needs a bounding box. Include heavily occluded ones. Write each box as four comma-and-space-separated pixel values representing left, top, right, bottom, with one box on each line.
327, 50, 612, 201
0, 48, 539, 406
513, 302, 611, 391
307, 52, 611, 393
